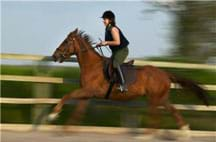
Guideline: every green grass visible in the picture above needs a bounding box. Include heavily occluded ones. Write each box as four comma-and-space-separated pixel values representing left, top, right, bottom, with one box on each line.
1, 104, 32, 123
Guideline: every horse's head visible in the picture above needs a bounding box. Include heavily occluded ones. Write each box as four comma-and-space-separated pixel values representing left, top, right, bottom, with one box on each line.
52, 28, 79, 63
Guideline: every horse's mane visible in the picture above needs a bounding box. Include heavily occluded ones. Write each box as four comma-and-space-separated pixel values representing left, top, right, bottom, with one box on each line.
77, 30, 104, 59
77, 30, 95, 47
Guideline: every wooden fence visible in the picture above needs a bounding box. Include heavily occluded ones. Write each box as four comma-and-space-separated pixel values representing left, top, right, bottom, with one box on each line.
1, 53, 216, 136
1, 53, 216, 112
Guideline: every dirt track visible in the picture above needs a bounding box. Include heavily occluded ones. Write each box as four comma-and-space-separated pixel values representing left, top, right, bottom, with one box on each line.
2, 131, 215, 142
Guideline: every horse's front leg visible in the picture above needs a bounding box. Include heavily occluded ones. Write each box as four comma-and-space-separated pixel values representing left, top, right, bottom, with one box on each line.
48, 88, 93, 121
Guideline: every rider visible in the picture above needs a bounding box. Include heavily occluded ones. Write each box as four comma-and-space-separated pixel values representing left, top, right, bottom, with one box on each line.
97, 10, 129, 92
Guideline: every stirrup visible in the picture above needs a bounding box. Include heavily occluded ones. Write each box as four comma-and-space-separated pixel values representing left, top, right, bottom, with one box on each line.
117, 85, 128, 92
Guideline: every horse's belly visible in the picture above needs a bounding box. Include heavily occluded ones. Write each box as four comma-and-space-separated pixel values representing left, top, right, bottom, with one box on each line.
109, 93, 140, 101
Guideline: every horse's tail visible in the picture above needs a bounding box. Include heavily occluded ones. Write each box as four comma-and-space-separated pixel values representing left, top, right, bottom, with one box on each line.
168, 73, 209, 106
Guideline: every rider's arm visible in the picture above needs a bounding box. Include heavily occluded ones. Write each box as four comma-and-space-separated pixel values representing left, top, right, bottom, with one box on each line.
106, 27, 120, 46
99, 27, 120, 46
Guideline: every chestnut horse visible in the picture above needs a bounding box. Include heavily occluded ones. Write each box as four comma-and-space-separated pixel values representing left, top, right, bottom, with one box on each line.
49, 28, 208, 131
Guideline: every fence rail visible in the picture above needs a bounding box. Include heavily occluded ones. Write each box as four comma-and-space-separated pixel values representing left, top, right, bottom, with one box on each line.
1, 53, 215, 69
1, 75, 216, 91
1, 97, 215, 111
1, 75, 80, 84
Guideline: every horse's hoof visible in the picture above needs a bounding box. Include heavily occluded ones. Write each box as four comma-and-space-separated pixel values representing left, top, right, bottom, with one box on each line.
47, 112, 59, 121
134, 134, 154, 141
158, 124, 191, 141
156, 130, 178, 140
179, 124, 191, 140
180, 124, 190, 130
134, 129, 157, 140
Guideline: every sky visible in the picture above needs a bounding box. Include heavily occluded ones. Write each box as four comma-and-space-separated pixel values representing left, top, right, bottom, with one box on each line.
1, 1, 173, 64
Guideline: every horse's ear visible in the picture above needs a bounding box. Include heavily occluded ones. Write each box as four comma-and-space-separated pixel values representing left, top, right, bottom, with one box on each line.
74, 28, 78, 34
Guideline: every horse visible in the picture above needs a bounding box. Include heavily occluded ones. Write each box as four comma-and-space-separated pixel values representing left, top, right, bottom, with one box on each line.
49, 28, 209, 133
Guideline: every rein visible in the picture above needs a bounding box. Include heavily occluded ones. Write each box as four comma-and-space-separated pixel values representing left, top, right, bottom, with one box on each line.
74, 36, 108, 59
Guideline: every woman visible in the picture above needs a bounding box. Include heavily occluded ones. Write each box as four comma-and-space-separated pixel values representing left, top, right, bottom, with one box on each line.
97, 10, 129, 92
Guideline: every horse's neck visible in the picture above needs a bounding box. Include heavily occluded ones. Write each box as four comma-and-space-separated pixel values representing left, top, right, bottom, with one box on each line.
76, 40, 103, 71
76, 50, 102, 67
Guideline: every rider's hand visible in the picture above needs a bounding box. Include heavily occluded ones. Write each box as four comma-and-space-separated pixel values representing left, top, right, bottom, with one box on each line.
101, 41, 108, 46
96, 41, 107, 47
96, 42, 102, 47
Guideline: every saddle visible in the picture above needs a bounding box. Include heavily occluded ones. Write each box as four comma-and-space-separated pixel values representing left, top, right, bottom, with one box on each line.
103, 58, 137, 87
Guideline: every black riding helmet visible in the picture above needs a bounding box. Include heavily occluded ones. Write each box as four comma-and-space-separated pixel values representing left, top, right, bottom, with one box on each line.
101, 10, 115, 19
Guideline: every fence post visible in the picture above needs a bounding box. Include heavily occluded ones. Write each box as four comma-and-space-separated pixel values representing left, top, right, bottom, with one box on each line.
32, 62, 52, 125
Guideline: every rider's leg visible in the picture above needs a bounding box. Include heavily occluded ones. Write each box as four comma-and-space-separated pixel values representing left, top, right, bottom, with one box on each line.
112, 47, 129, 92
116, 65, 128, 92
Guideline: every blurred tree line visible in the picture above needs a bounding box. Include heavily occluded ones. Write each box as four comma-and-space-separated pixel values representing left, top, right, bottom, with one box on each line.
149, 1, 216, 63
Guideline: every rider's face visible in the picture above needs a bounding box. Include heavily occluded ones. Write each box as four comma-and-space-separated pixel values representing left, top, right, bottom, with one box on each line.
103, 18, 110, 27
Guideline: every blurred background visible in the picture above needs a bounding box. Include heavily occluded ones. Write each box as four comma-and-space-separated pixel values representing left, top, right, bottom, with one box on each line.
1, 0, 216, 132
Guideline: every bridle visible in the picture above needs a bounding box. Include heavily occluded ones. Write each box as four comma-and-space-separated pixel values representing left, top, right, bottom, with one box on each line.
56, 34, 108, 61
56, 37, 77, 60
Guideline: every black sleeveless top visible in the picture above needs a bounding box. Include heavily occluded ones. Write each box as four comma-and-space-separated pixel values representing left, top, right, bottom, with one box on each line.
105, 24, 129, 53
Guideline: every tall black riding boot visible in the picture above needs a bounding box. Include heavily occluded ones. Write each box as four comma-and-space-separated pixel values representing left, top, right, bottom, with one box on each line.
116, 65, 128, 92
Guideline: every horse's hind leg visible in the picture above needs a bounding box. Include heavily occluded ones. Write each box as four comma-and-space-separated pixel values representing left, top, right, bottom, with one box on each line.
148, 103, 160, 129
144, 98, 162, 135
163, 101, 189, 130
162, 101, 191, 140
